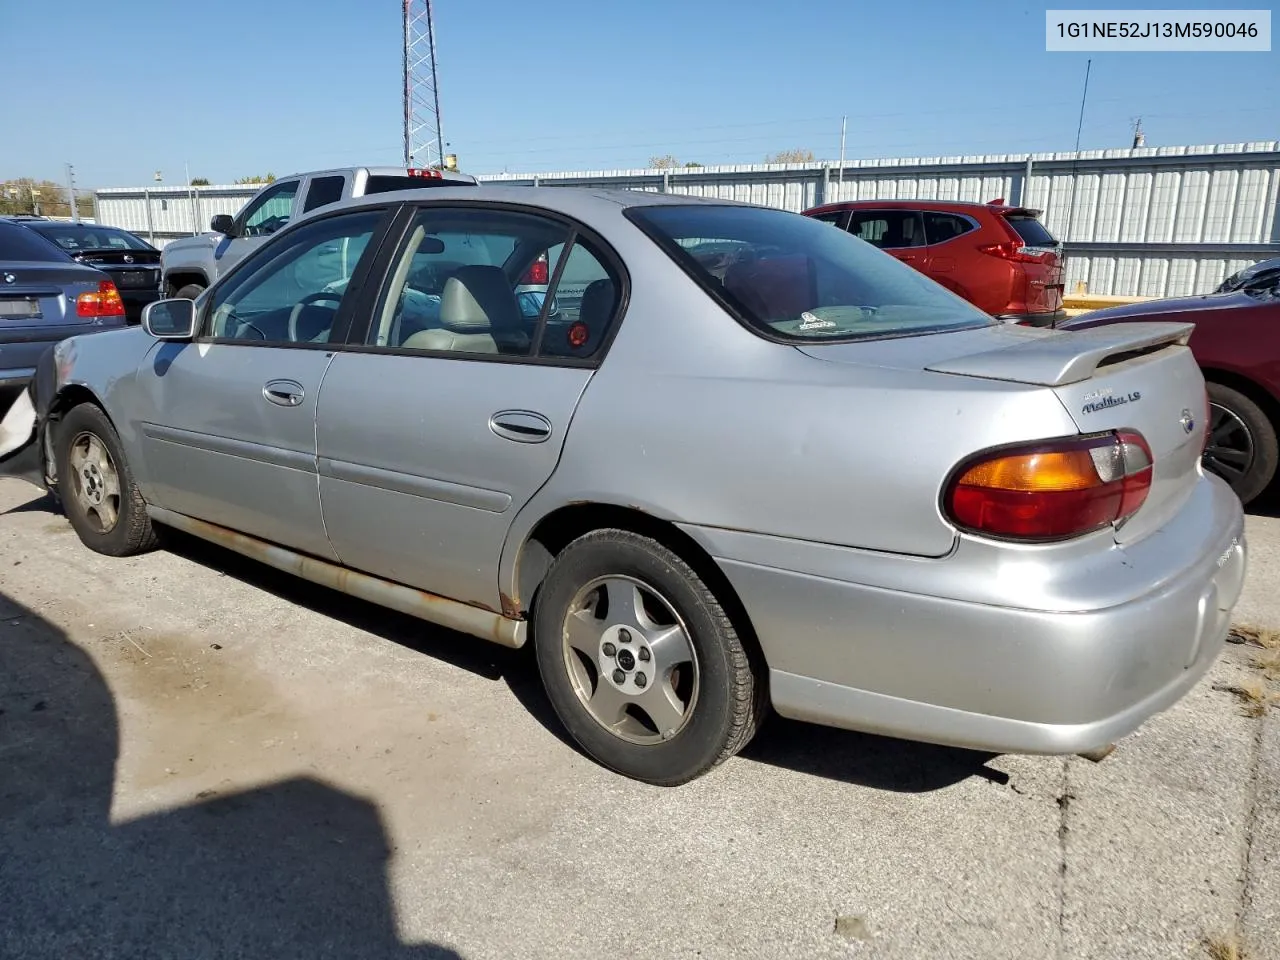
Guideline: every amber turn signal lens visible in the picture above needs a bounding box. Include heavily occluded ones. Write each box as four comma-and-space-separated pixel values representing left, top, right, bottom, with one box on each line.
946, 432, 1153, 541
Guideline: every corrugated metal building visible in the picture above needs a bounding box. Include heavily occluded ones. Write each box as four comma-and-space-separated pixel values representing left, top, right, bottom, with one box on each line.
95, 140, 1280, 298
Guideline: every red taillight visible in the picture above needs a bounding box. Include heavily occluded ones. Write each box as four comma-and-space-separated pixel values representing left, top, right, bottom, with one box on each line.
406, 167, 442, 179
976, 240, 1048, 264
76, 280, 125, 318
520, 252, 549, 285
945, 431, 1153, 541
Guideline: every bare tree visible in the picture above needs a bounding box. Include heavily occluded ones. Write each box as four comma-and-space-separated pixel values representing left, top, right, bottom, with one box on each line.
765, 148, 816, 163
648, 154, 679, 170
0, 178, 89, 218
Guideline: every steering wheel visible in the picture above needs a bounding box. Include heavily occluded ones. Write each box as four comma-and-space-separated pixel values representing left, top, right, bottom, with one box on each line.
288, 291, 343, 342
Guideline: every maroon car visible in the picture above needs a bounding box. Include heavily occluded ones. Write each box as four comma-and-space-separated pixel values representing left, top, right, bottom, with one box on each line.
1060, 272, 1280, 505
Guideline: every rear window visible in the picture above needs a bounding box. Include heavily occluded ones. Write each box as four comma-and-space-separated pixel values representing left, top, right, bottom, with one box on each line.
28, 224, 153, 252
0, 222, 73, 262
364, 175, 476, 195
1004, 215, 1059, 249
627, 204, 992, 342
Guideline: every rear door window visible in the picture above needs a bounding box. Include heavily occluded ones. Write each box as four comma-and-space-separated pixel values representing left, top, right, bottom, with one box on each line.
1004, 215, 1060, 250
923, 212, 977, 245
846, 210, 926, 249
302, 175, 346, 213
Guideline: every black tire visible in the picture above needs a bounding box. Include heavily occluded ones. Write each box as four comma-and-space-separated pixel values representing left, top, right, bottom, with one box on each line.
54, 403, 159, 557
533, 529, 762, 786
1205, 382, 1278, 506
174, 283, 205, 300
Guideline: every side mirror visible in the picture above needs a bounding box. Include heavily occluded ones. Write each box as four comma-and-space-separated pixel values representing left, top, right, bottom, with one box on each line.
210, 214, 235, 236
142, 299, 197, 340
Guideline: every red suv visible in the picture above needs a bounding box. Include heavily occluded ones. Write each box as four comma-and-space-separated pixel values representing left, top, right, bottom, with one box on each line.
801, 199, 1066, 326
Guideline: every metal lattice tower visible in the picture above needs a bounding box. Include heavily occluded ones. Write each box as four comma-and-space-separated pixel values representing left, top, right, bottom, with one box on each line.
402, 0, 444, 168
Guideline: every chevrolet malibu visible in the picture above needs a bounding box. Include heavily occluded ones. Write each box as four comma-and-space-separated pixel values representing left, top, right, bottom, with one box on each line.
0, 188, 1247, 785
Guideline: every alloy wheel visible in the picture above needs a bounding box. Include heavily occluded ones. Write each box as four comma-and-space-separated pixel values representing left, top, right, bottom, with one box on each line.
68, 431, 122, 534
560, 575, 700, 745
1203, 401, 1255, 487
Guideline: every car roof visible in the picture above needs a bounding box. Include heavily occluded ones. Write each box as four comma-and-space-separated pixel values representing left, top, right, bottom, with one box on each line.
268, 166, 479, 185
304, 185, 757, 222
24, 220, 130, 231
805, 198, 1041, 217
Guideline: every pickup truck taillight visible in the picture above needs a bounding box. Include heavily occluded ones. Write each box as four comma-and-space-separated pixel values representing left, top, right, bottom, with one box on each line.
945, 431, 1153, 541
520, 252, 550, 285
76, 281, 125, 318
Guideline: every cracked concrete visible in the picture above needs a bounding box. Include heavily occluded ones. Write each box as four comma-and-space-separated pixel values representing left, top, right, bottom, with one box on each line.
1, 479, 1278, 959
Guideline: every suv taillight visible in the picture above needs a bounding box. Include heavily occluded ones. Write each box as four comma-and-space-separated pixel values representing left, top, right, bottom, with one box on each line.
945, 431, 1153, 541
76, 280, 125, 318
520, 252, 549, 285
977, 240, 1050, 264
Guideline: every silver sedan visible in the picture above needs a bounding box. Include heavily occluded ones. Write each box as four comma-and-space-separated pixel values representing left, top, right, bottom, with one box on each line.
0, 187, 1247, 785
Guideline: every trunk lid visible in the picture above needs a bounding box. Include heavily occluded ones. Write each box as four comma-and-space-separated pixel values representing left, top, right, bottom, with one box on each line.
72, 250, 162, 292
923, 320, 1204, 544
0, 261, 108, 330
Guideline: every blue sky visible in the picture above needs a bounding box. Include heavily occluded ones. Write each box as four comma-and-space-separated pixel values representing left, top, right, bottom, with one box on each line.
5, 0, 1276, 188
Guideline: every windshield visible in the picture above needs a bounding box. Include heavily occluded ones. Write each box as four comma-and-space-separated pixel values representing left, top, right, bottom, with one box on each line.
627, 204, 993, 341
28, 223, 154, 253
0, 222, 75, 262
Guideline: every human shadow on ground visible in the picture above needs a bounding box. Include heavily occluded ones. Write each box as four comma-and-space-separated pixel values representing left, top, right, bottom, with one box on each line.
0, 590, 464, 960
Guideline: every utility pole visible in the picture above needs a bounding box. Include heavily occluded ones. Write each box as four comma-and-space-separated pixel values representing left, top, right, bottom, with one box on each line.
185, 160, 198, 236
65, 163, 80, 223
837, 115, 847, 188
402, 0, 445, 168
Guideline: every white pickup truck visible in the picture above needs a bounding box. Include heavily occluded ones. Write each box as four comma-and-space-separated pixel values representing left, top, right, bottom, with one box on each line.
160, 166, 479, 298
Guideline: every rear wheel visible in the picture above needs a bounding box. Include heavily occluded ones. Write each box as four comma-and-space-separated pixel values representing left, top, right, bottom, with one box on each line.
1204, 381, 1278, 506
533, 529, 762, 786
173, 282, 205, 300
55, 404, 159, 557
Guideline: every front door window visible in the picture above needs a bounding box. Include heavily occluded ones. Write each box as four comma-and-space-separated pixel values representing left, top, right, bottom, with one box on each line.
206, 209, 382, 344
239, 180, 300, 238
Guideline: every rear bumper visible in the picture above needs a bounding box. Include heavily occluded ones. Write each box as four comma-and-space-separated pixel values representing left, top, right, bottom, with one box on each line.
687, 472, 1247, 755
120, 289, 161, 323
0, 319, 128, 383
0, 367, 37, 390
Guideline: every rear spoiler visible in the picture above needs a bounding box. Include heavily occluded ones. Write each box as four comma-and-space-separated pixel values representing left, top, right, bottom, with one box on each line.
925, 321, 1195, 387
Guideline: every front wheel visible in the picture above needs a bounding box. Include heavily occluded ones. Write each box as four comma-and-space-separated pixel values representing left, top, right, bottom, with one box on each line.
533, 529, 763, 786
173, 282, 205, 300
1204, 382, 1278, 506
54, 404, 159, 557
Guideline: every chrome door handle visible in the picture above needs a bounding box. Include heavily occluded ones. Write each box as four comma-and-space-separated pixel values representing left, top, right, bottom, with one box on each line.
490, 410, 552, 444
263, 379, 305, 407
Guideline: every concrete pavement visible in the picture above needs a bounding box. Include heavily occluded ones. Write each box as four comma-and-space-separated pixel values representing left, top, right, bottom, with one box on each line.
1, 477, 1277, 959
